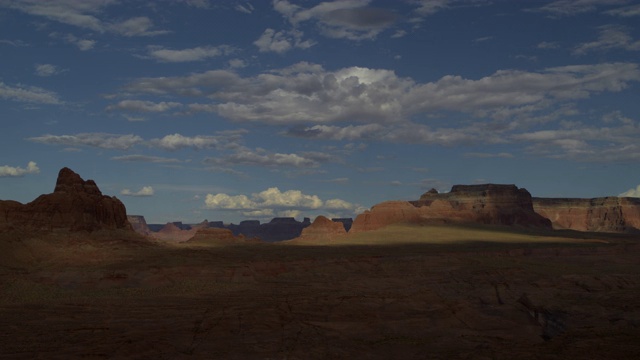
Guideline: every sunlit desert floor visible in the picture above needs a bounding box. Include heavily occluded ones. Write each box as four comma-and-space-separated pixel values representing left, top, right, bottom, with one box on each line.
2, 225, 640, 359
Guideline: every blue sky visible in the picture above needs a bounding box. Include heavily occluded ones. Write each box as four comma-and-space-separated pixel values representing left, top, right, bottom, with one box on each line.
1, 0, 640, 224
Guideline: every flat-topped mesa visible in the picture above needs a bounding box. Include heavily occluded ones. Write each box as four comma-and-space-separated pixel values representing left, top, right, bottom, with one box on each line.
352, 184, 551, 232
533, 196, 640, 233
0, 167, 131, 232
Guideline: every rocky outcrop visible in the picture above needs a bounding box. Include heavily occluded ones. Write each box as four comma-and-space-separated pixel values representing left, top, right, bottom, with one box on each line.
533, 197, 640, 233
0, 167, 131, 232
352, 184, 552, 232
185, 228, 260, 245
297, 216, 347, 241
128, 215, 151, 235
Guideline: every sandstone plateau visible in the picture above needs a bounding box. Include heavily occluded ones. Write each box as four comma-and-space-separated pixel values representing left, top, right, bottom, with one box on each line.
352, 184, 552, 232
533, 197, 640, 233
0, 167, 130, 232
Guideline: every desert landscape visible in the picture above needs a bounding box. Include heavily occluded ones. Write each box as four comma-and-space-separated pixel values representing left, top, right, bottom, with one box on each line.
1, 168, 640, 359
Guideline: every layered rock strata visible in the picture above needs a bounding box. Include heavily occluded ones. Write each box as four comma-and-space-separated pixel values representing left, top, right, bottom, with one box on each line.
533, 197, 640, 233
352, 184, 552, 232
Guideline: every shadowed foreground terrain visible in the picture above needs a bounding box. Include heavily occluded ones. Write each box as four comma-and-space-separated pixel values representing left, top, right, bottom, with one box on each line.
1, 226, 640, 359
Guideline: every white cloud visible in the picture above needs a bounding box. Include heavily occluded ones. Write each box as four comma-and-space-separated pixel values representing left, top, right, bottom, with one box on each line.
205, 187, 359, 218
273, 0, 396, 41
412, 0, 455, 16
50, 33, 96, 50
111, 155, 181, 163
235, 3, 254, 14
0, 82, 61, 104
0, 161, 40, 177
606, 4, 640, 16
121, 186, 154, 197
149, 133, 239, 151
106, 100, 182, 113
228, 58, 247, 69
325, 198, 355, 210
1, 1, 167, 36
574, 25, 640, 55
620, 185, 640, 197
35, 64, 63, 76
255, 187, 323, 209
124, 62, 640, 129
254, 28, 315, 53
28, 133, 143, 150
537, 41, 560, 49
205, 193, 257, 210
146, 45, 233, 62
464, 152, 514, 158
534, 0, 628, 16
206, 147, 324, 168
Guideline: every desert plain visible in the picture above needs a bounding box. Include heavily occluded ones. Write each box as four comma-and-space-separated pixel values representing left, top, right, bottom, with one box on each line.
2, 224, 640, 359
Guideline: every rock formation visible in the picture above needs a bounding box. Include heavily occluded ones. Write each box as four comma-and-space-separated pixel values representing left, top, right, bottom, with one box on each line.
297, 216, 347, 241
185, 228, 260, 245
533, 197, 640, 233
128, 215, 151, 235
0, 167, 131, 232
352, 184, 552, 232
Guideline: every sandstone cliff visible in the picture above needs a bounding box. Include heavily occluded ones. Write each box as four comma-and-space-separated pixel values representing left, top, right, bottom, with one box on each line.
128, 215, 151, 235
186, 228, 260, 245
351, 184, 551, 232
297, 216, 347, 242
0, 167, 130, 232
533, 197, 640, 233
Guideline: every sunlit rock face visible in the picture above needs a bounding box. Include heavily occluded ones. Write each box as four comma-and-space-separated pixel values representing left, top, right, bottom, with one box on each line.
297, 216, 348, 242
128, 215, 151, 235
533, 197, 640, 233
0, 167, 131, 232
351, 184, 552, 232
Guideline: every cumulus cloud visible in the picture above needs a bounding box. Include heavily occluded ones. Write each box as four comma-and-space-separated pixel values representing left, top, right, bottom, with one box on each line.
0, 161, 40, 177
254, 28, 315, 53
106, 100, 182, 113
121, 186, 154, 197
273, 0, 396, 41
620, 185, 640, 197
146, 45, 233, 62
574, 25, 640, 55
0, 82, 61, 104
123, 62, 640, 130
28, 133, 143, 150
204, 193, 257, 209
204, 187, 359, 218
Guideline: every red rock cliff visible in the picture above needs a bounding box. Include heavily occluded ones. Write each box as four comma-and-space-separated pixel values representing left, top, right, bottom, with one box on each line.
297, 215, 348, 241
0, 167, 131, 232
533, 197, 640, 233
351, 184, 552, 232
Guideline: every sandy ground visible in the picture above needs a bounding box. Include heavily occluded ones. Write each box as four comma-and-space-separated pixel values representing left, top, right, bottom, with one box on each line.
1, 226, 640, 359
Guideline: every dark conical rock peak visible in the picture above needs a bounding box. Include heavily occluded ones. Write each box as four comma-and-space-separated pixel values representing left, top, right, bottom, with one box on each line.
54, 167, 102, 196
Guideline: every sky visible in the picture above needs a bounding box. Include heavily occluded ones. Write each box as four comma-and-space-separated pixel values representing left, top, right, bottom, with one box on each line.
1, 0, 640, 224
